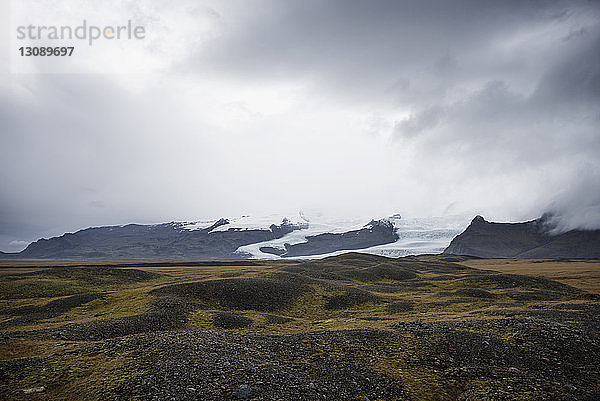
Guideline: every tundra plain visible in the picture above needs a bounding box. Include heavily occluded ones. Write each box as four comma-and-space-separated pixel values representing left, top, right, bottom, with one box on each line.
1, 254, 599, 400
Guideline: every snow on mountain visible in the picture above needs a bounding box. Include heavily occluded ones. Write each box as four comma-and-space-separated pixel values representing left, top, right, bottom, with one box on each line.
236, 213, 471, 259
207, 213, 307, 232
177, 220, 217, 231
235, 212, 378, 258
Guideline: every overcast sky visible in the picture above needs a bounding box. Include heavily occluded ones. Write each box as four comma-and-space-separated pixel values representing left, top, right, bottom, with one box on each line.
1, 0, 599, 251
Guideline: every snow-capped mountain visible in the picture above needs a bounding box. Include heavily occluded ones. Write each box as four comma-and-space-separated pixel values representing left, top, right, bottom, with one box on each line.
0, 212, 471, 260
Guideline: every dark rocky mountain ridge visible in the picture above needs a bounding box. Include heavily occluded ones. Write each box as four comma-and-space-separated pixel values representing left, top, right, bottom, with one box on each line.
1, 219, 301, 260
0, 218, 399, 260
444, 215, 600, 258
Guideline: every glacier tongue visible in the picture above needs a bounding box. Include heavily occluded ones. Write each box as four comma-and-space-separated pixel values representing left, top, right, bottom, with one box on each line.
236, 214, 471, 259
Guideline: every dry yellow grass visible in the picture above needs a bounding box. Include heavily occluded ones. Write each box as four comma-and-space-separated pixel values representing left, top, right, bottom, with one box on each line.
459, 258, 600, 294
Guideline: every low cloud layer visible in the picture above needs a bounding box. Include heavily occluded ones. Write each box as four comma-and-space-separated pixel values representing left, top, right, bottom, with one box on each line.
1, 0, 599, 251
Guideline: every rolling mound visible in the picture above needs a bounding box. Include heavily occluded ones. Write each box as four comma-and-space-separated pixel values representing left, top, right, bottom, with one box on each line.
151, 277, 306, 312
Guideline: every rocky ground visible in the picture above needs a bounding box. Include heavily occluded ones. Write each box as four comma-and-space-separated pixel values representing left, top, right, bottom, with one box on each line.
0, 254, 599, 400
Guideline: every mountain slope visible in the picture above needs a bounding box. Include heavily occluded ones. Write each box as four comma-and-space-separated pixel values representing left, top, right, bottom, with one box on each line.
444, 215, 600, 258
7, 219, 304, 260
1, 217, 404, 260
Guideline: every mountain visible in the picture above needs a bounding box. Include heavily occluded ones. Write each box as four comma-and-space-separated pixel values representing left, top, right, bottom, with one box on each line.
0, 216, 403, 260
3, 218, 305, 260
444, 215, 600, 258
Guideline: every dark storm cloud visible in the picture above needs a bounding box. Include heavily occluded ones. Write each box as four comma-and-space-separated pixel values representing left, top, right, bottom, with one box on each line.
184, 0, 587, 101
179, 0, 600, 230
1, 0, 599, 250
398, 26, 600, 223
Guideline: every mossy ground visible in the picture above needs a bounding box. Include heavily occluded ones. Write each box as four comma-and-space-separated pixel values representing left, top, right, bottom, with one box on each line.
1, 254, 599, 400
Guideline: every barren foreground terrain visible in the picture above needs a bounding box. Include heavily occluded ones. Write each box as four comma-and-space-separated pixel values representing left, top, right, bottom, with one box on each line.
1, 254, 599, 400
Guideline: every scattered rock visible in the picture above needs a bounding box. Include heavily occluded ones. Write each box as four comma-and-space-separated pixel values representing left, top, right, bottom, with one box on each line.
235, 384, 252, 399
23, 386, 45, 394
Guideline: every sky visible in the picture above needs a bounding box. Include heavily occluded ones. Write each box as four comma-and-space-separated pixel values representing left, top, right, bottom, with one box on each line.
1, 0, 599, 252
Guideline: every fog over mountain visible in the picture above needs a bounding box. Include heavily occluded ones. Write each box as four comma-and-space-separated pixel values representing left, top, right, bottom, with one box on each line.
1, 0, 599, 252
